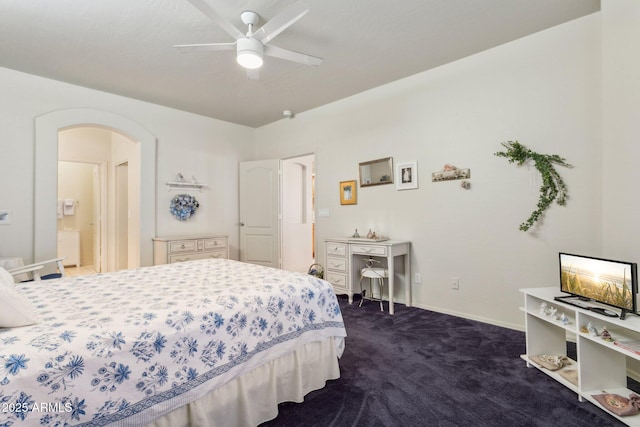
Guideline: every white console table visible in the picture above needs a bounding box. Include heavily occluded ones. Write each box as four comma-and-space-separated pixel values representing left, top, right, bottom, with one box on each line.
324, 238, 411, 315
521, 286, 640, 426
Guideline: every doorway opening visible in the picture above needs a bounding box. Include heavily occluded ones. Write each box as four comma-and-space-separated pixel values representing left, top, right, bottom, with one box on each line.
239, 154, 315, 272
34, 108, 156, 271
282, 154, 315, 273
57, 160, 103, 276
57, 126, 139, 276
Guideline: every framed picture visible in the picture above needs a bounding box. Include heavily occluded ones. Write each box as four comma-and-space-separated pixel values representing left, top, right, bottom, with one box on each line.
396, 161, 418, 190
340, 180, 357, 205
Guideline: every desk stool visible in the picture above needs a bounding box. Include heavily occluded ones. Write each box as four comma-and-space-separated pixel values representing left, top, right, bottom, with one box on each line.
358, 258, 388, 311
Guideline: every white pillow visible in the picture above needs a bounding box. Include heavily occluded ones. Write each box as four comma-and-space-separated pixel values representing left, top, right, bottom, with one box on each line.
0, 266, 15, 288
0, 268, 39, 327
0, 285, 40, 328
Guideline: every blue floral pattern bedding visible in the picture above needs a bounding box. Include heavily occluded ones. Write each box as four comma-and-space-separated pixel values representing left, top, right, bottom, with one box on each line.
0, 259, 346, 426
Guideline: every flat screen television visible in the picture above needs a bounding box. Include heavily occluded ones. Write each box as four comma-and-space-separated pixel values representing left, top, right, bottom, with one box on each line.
557, 252, 637, 319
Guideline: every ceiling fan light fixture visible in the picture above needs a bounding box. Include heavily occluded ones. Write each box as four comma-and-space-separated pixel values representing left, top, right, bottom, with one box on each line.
237, 37, 264, 69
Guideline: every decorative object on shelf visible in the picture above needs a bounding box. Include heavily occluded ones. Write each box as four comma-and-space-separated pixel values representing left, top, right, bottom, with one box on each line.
558, 369, 578, 386
307, 263, 324, 279
614, 339, 640, 355
460, 180, 471, 190
359, 157, 393, 187
352, 229, 360, 238
601, 327, 613, 342
431, 164, 470, 182
548, 306, 557, 318
559, 312, 569, 325
587, 321, 599, 337
340, 180, 357, 205
166, 172, 207, 191
530, 354, 570, 371
395, 160, 418, 190
170, 194, 200, 221
495, 141, 572, 232
539, 302, 548, 315
366, 229, 373, 239
592, 393, 640, 417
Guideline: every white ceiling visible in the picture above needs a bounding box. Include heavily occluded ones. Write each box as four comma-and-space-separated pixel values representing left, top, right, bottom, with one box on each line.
0, 0, 599, 128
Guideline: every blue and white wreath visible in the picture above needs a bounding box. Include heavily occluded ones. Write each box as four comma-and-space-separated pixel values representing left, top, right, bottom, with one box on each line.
170, 194, 200, 221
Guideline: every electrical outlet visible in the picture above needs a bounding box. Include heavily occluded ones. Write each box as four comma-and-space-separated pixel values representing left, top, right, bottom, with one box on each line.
415, 273, 421, 284
451, 277, 459, 290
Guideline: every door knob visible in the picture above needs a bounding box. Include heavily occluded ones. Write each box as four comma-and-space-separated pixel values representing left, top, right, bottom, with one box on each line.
240, 221, 245, 226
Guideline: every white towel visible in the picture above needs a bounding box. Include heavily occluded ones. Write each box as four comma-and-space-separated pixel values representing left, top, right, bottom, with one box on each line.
63, 199, 75, 216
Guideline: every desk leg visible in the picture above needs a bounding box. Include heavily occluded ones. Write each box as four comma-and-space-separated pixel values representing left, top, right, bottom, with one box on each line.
405, 251, 411, 307
388, 254, 395, 315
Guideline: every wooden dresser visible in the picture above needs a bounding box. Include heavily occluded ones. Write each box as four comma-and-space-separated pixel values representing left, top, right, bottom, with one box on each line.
153, 235, 228, 265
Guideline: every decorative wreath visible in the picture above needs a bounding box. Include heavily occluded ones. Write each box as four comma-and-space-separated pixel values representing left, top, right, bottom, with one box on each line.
170, 194, 200, 221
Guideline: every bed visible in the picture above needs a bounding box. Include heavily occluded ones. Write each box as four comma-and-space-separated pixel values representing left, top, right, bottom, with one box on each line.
0, 258, 346, 426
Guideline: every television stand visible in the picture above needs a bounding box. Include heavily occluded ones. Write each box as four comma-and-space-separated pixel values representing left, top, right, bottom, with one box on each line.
522, 287, 640, 426
554, 295, 630, 319
553, 295, 592, 310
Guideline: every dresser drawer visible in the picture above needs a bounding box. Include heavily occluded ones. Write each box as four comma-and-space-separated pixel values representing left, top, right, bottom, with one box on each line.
204, 238, 227, 250
326, 271, 348, 287
326, 257, 347, 272
169, 240, 197, 253
351, 245, 387, 256
169, 250, 226, 264
326, 242, 347, 257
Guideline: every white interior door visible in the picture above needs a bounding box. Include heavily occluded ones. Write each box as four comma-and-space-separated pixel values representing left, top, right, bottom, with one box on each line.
282, 154, 314, 272
239, 159, 281, 268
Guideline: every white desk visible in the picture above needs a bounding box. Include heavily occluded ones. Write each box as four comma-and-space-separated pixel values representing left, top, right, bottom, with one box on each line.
324, 238, 411, 314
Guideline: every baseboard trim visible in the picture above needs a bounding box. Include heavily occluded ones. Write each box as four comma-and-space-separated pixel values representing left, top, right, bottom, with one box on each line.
411, 302, 524, 332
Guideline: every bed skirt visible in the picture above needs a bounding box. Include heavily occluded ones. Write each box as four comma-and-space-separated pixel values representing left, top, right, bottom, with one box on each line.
145, 336, 343, 427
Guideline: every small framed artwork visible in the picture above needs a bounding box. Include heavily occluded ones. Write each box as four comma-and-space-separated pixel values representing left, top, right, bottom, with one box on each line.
396, 161, 418, 190
0, 210, 11, 225
340, 180, 357, 205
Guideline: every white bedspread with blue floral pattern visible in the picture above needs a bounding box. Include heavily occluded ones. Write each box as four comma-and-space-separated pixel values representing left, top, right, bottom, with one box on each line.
0, 259, 346, 426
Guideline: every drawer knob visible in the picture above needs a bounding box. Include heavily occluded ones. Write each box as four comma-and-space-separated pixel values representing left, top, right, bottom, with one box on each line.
181, 244, 186, 249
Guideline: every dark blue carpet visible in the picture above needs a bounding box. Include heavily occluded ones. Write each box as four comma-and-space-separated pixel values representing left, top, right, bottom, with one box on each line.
260, 295, 628, 427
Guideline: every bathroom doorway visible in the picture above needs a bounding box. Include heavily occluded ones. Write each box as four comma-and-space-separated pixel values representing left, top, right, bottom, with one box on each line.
57, 160, 103, 275
56, 126, 139, 276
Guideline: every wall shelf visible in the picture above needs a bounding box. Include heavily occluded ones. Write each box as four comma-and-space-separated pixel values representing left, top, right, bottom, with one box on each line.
165, 181, 207, 191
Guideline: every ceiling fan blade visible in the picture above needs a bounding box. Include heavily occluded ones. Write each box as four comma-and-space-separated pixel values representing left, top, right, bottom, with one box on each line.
253, 1, 309, 45
174, 42, 236, 52
188, 0, 244, 40
264, 44, 323, 66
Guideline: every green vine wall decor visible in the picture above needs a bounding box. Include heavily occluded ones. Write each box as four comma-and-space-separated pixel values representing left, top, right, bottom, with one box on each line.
495, 141, 572, 232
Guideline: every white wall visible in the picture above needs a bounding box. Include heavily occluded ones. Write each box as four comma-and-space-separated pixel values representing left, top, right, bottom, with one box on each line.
0, 67, 254, 264
255, 13, 603, 329
601, 0, 640, 260
1, 4, 637, 331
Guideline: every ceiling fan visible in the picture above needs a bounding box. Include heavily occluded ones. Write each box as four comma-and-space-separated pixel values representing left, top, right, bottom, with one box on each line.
175, 0, 323, 79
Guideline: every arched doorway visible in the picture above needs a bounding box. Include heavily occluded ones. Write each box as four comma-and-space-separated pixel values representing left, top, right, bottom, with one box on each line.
34, 108, 156, 268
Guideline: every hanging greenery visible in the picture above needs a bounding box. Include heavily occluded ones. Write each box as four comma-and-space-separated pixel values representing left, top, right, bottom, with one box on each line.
495, 141, 572, 232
